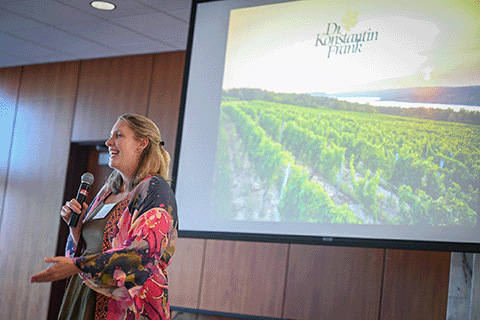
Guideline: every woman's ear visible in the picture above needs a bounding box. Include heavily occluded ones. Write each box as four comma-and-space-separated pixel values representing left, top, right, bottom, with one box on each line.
138, 137, 149, 152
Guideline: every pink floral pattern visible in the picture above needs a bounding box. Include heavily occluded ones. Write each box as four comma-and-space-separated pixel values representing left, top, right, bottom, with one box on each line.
66, 175, 178, 319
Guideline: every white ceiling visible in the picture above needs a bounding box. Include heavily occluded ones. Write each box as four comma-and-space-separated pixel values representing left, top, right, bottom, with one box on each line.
0, 0, 192, 68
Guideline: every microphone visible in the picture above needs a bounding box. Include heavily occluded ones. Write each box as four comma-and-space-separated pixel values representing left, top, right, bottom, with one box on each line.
68, 172, 95, 228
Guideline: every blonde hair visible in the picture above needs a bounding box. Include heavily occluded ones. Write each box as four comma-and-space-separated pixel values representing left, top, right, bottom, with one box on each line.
106, 114, 171, 194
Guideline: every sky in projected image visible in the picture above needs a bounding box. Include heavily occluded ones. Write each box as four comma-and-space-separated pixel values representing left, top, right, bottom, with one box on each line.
222, 0, 480, 94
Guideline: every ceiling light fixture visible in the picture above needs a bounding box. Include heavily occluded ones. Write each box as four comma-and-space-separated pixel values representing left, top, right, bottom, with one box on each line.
90, 1, 116, 11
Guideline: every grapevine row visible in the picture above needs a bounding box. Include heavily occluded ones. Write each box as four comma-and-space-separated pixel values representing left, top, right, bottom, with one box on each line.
222, 101, 359, 224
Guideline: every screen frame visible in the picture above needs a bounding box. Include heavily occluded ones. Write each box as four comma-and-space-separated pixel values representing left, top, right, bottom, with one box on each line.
171, 0, 480, 253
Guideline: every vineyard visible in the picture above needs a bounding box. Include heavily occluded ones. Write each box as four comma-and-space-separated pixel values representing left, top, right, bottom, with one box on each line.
212, 98, 480, 226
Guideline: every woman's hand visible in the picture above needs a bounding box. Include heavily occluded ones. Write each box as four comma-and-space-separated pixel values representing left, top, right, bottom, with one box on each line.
30, 256, 81, 283
61, 199, 88, 245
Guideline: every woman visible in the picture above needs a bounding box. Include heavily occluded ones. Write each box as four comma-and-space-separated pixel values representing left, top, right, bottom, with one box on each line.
31, 114, 178, 320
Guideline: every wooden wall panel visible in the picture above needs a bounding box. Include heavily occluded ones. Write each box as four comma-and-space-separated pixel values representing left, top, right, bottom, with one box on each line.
0, 67, 21, 225
169, 238, 206, 309
380, 249, 450, 320
147, 51, 186, 166
283, 245, 385, 320
199, 240, 289, 318
71, 54, 154, 142
0, 61, 80, 320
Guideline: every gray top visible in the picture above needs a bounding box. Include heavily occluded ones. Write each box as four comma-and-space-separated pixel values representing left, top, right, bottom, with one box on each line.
82, 201, 117, 255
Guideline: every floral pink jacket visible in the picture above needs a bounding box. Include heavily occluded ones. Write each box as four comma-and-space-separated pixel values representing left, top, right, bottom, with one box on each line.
66, 175, 178, 320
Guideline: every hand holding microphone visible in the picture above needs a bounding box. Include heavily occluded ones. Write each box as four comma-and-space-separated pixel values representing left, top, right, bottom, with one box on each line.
62, 173, 94, 228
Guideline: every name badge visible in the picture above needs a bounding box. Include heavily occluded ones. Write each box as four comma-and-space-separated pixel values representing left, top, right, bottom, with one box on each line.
93, 203, 116, 220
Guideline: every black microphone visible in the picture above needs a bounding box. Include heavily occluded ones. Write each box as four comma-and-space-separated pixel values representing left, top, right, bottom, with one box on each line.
68, 172, 95, 228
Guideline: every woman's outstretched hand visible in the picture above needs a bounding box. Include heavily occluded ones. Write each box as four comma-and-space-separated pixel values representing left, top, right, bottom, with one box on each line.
30, 256, 81, 283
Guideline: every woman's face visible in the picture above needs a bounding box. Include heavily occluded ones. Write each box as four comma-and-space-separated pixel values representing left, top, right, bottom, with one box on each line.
105, 119, 146, 180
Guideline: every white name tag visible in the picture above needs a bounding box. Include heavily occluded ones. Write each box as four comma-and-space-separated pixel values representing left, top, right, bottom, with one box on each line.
93, 203, 117, 220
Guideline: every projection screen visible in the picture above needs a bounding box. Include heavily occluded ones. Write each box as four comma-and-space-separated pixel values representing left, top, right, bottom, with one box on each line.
173, 0, 480, 251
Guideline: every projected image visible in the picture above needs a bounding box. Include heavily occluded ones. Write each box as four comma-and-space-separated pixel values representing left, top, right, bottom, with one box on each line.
212, 0, 480, 226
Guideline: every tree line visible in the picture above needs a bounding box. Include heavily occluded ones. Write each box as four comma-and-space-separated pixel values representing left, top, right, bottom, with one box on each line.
223, 88, 480, 126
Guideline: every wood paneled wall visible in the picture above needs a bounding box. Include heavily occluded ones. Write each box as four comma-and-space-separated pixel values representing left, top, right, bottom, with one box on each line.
0, 67, 21, 226
71, 54, 154, 142
284, 245, 385, 319
70, 51, 185, 164
380, 250, 450, 319
0, 51, 451, 320
200, 241, 289, 317
170, 239, 451, 320
0, 62, 80, 320
147, 50, 186, 167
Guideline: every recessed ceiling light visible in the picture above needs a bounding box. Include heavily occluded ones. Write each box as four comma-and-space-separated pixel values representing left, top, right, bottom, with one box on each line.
90, 1, 116, 11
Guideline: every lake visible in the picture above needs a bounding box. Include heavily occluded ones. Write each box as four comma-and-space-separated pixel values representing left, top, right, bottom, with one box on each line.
336, 97, 480, 112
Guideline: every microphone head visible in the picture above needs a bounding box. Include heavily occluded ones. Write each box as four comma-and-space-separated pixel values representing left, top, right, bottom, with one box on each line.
81, 172, 95, 185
